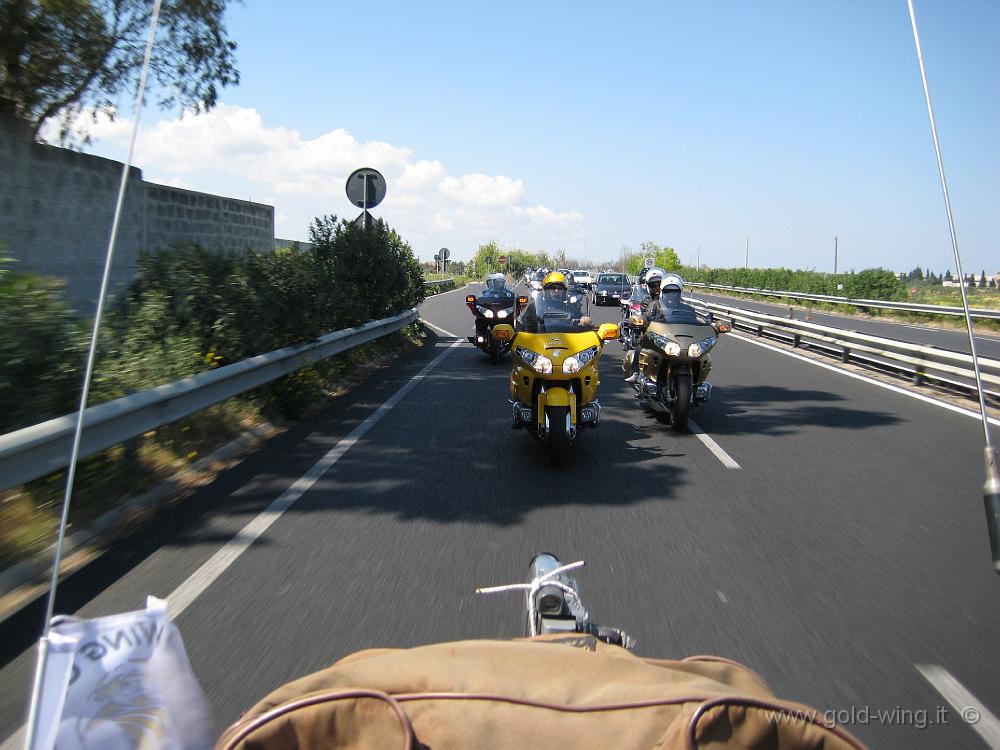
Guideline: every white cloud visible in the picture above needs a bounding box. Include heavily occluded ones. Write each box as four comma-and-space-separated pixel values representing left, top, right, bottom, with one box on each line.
67, 104, 584, 258
439, 174, 524, 206
514, 204, 585, 225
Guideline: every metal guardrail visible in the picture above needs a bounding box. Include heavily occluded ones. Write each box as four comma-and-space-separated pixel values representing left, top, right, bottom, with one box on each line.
423, 278, 455, 289
685, 296, 1000, 399
0, 308, 419, 491
686, 282, 1000, 320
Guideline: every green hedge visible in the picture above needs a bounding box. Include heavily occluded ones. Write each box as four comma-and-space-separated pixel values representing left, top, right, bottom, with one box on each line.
0, 218, 426, 568
679, 266, 906, 302
0, 214, 426, 434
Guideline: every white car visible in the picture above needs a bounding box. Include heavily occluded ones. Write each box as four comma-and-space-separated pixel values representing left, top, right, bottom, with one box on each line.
571, 269, 593, 289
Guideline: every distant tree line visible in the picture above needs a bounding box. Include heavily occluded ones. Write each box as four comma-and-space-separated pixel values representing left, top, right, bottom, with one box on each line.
900, 267, 997, 288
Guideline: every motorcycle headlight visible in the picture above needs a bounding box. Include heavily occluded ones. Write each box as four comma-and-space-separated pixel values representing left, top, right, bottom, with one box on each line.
577, 346, 599, 366
517, 347, 554, 373
497, 309, 508, 319
563, 346, 598, 373
649, 332, 681, 356
483, 308, 494, 318
688, 335, 717, 358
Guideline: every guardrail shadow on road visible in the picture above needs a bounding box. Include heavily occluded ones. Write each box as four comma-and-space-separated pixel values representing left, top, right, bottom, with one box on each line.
691, 383, 902, 437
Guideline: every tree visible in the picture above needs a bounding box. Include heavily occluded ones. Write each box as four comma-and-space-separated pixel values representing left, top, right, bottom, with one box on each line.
979, 270, 988, 288
0, 0, 240, 142
626, 242, 680, 275
842, 268, 906, 301
944, 269, 953, 282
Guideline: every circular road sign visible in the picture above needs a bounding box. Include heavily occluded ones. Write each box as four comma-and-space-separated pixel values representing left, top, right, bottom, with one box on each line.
346, 168, 387, 209
645, 257, 655, 268
440, 247, 450, 260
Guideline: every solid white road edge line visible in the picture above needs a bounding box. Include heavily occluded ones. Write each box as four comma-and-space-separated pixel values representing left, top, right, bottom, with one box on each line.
916, 664, 1000, 748
730, 333, 1000, 428
420, 319, 462, 338
688, 420, 741, 469
165, 337, 463, 620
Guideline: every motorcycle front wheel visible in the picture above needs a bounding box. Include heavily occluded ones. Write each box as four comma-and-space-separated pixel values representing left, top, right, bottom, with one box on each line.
670, 373, 692, 431
489, 336, 501, 364
547, 405, 571, 467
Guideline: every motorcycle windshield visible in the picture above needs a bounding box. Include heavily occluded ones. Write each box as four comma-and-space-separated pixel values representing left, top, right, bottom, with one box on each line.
533, 292, 591, 333
629, 286, 650, 305
477, 288, 516, 306
650, 303, 710, 325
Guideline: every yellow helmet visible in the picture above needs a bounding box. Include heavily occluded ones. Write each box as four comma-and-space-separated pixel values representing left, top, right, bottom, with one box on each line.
542, 271, 568, 290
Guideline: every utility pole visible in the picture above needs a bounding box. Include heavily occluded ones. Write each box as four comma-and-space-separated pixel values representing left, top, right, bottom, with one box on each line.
834, 236, 838, 275
745, 238, 749, 270
697, 245, 701, 269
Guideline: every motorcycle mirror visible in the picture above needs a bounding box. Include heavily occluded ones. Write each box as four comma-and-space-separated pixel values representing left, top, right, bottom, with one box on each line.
465, 295, 477, 304
597, 323, 620, 341
492, 324, 515, 341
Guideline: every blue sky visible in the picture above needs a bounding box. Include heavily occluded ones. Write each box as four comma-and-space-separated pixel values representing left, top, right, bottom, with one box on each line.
73, 1, 999, 273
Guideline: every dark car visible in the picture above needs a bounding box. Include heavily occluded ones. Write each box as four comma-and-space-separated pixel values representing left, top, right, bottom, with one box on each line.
592, 273, 631, 306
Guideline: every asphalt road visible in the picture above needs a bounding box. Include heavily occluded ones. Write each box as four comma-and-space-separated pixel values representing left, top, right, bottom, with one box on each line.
686, 289, 1000, 359
2, 281, 999, 749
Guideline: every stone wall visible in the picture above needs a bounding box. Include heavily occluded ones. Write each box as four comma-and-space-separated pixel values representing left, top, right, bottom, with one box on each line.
0, 114, 275, 311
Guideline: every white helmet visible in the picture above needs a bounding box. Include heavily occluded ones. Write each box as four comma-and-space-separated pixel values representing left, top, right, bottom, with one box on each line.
644, 268, 666, 286
660, 272, 684, 291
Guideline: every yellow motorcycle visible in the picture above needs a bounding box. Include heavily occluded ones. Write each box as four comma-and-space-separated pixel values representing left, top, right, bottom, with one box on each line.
492, 293, 618, 466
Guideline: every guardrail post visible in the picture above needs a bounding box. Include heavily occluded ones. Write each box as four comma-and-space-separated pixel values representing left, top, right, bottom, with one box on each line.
913, 365, 924, 386
756, 324, 763, 337
793, 334, 801, 348
842, 347, 850, 363
788, 306, 794, 319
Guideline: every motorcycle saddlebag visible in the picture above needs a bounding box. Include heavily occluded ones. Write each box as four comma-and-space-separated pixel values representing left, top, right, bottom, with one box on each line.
216, 635, 866, 750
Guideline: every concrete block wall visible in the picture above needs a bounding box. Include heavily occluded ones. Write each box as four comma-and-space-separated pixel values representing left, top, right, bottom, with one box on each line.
0, 114, 275, 312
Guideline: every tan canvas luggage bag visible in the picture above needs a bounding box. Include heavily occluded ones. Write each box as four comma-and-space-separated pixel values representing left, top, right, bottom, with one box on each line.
217, 635, 866, 749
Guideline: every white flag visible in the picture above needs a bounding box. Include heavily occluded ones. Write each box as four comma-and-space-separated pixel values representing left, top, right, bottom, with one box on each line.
28, 596, 213, 750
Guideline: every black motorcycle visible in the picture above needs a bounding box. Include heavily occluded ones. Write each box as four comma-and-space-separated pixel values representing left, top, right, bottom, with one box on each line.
466, 288, 527, 363
618, 294, 648, 351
